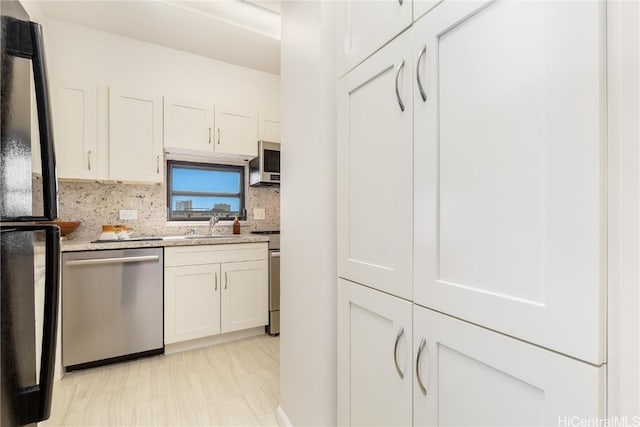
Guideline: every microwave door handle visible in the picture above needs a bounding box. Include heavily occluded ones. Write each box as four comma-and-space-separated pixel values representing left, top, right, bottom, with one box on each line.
2, 17, 58, 221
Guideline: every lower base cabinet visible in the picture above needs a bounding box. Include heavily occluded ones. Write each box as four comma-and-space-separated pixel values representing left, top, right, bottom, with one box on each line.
164, 244, 268, 345
338, 279, 605, 426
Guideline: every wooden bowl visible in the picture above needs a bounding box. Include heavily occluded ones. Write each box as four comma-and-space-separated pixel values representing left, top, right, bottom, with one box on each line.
39, 220, 81, 236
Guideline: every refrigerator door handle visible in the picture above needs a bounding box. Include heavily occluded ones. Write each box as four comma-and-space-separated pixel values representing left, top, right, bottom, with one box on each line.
4, 224, 61, 425
2, 17, 58, 221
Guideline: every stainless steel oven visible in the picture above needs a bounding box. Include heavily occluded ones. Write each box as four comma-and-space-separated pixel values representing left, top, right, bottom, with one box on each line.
252, 231, 280, 335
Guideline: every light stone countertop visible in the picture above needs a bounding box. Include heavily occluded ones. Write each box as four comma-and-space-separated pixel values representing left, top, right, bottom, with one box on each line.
61, 234, 269, 252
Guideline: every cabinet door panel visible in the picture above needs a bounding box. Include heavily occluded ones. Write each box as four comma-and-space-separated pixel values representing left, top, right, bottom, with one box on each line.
337, 279, 412, 426
164, 264, 220, 344
55, 82, 97, 179
164, 97, 213, 152
413, 0, 605, 364
337, 31, 413, 300
215, 107, 258, 157
221, 260, 268, 333
259, 116, 280, 143
109, 87, 163, 182
413, 306, 605, 426
337, 0, 412, 76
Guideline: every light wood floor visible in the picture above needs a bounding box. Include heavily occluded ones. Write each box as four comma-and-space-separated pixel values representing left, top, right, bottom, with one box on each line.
42, 334, 280, 426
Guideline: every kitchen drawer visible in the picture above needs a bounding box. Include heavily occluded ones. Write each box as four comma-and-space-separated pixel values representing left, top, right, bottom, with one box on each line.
164, 243, 267, 267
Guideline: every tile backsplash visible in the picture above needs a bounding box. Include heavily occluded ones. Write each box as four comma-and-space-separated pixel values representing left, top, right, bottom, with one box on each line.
58, 181, 280, 241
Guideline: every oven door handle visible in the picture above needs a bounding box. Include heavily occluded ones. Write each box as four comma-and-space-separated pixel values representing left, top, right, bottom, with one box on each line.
270, 251, 280, 258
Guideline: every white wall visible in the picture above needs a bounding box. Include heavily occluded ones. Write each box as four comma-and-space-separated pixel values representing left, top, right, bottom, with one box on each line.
607, 0, 640, 418
279, 1, 337, 425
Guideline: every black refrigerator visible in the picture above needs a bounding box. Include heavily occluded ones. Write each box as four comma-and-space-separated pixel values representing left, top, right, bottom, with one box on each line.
1, 1, 60, 425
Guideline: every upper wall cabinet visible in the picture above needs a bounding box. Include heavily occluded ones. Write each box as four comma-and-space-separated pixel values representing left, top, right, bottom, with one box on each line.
54, 82, 98, 180
337, 31, 414, 300
109, 87, 163, 183
164, 97, 214, 152
214, 106, 258, 157
412, 0, 606, 364
258, 115, 280, 143
163, 97, 259, 158
336, 0, 412, 76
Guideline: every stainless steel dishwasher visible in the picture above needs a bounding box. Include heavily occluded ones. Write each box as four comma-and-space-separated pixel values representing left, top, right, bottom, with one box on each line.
62, 247, 163, 370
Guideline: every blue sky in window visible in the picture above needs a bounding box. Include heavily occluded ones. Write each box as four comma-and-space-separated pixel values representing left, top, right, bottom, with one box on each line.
172, 168, 240, 193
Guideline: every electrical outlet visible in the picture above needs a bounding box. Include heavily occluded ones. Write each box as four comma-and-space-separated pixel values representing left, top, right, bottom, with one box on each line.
253, 208, 266, 220
119, 209, 138, 220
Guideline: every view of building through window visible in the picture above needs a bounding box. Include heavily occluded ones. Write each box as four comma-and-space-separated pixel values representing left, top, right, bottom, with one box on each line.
167, 161, 245, 221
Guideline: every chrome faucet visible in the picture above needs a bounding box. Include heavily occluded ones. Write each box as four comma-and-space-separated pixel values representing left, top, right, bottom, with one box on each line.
208, 215, 219, 236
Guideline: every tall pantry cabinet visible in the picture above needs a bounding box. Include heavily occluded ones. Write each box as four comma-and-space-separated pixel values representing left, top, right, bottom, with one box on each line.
337, 1, 607, 425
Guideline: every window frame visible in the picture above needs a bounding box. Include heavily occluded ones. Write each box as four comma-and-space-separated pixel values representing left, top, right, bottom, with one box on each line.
166, 160, 246, 222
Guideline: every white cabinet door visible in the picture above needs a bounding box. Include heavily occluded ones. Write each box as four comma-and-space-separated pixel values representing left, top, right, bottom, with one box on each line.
336, 0, 412, 76
220, 260, 268, 333
214, 107, 258, 157
413, 0, 442, 22
164, 264, 221, 344
109, 87, 163, 183
258, 115, 280, 143
337, 279, 412, 426
337, 30, 413, 300
413, 306, 605, 426
164, 97, 213, 152
55, 82, 97, 180
413, 0, 606, 364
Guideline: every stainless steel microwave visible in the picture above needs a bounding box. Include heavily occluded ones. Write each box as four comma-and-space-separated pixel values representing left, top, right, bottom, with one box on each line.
249, 140, 280, 186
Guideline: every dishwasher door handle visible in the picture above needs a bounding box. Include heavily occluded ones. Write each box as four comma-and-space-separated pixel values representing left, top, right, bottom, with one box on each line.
65, 255, 160, 266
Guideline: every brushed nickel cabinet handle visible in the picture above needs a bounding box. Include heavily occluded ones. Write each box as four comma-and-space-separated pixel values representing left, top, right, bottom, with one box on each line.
394, 327, 405, 379
87, 150, 92, 170
156, 155, 160, 173
399, 0, 403, 4
417, 45, 427, 102
217, 128, 221, 145
416, 337, 427, 395
395, 60, 406, 112
208, 127, 212, 144
225, 271, 228, 289
214, 272, 218, 291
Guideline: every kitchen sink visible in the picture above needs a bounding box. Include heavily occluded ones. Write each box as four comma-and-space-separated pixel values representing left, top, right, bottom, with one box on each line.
162, 235, 233, 241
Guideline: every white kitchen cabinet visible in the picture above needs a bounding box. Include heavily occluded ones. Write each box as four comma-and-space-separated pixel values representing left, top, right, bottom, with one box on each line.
412, 0, 606, 364
413, 0, 441, 22
109, 87, 163, 183
164, 263, 221, 344
258, 115, 280, 143
164, 243, 268, 345
413, 306, 605, 426
163, 97, 214, 152
214, 106, 258, 157
336, 0, 412, 76
337, 30, 413, 300
337, 279, 412, 427
220, 260, 268, 334
54, 82, 98, 180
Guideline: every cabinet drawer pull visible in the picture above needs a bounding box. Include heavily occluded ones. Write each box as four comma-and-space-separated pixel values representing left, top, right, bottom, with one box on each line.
87, 150, 92, 170
225, 271, 228, 289
217, 128, 221, 145
156, 155, 160, 173
395, 60, 406, 112
208, 127, 212, 144
417, 45, 427, 102
393, 327, 405, 379
416, 337, 427, 395
214, 272, 218, 291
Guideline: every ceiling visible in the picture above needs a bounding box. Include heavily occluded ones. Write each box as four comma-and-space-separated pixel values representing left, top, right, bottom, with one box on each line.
36, 0, 282, 74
